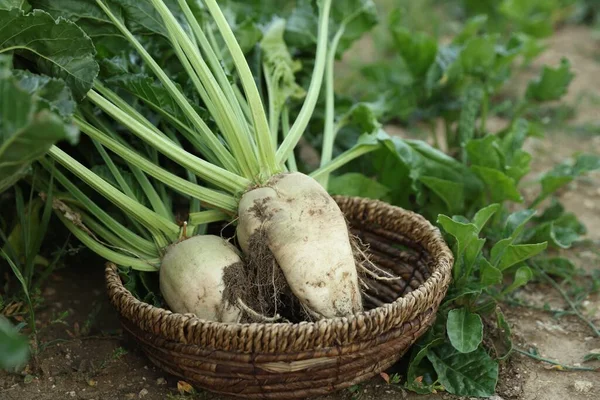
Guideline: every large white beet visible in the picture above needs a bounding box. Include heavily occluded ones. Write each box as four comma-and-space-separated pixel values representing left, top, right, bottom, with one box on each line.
237, 172, 363, 319
159, 235, 242, 322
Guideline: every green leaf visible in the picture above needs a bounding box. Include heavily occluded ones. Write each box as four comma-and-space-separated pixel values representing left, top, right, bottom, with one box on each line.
389, 9, 437, 80
0, 8, 99, 100
405, 338, 444, 394
419, 176, 465, 214
0, 316, 29, 371
526, 58, 574, 102
437, 215, 479, 261
328, 173, 390, 200
427, 343, 498, 397
458, 35, 497, 77
447, 308, 483, 353
379, 136, 482, 215
502, 266, 534, 294
453, 15, 487, 45
330, 0, 378, 55
466, 135, 504, 170
497, 243, 547, 271
13, 70, 76, 118
470, 165, 522, 203
0, 57, 78, 193
479, 259, 502, 287
472, 203, 501, 232
539, 153, 600, 198
526, 212, 586, 249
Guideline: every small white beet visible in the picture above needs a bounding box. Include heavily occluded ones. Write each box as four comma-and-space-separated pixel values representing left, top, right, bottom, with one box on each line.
159, 235, 242, 322
237, 172, 362, 319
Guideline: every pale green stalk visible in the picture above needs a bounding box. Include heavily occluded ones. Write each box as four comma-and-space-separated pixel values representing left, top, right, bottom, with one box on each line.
188, 210, 229, 226
276, 0, 332, 165
75, 118, 238, 213
91, 140, 160, 235
318, 25, 346, 188
149, 0, 259, 179
87, 91, 249, 194
57, 213, 159, 271
263, 64, 279, 146
48, 146, 180, 238
204, 0, 279, 178
96, 0, 238, 173
38, 158, 158, 256
310, 143, 380, 181
281, 106, 297, 172
92, 82, 221, 167
80, 211, 159, 260
177, 0, 249, 139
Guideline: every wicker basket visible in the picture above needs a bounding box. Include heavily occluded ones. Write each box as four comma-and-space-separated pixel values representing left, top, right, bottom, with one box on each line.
105, 196, 453, 399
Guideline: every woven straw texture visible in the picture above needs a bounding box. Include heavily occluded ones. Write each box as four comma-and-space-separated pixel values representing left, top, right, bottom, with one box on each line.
105, 196, 453, 399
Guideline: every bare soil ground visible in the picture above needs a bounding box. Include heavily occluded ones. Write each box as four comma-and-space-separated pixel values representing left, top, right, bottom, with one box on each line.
1, 26, 599, 400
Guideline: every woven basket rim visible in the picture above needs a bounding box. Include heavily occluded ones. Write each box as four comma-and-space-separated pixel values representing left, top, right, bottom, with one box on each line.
106, 196, 453, 333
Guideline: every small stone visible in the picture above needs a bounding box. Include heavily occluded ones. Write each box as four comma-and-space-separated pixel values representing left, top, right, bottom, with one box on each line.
69, 391, 76, 398
489, 395, 505, 400
573, 380, 593, 393
156, 378, 167, 386
138, 388, 149, 398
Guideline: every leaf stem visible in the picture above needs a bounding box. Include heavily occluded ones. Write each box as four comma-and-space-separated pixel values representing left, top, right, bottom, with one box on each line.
514, 347, 599, 371
276, 0, 332, 165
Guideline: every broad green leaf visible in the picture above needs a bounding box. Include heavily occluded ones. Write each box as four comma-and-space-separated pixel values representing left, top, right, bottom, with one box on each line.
447, 308, 483, 353
330, 0, 378, 54
472, 203, 501, 232
502, 266, 533, 294
499, 0, 559, 38
419, 176, 465, 214
284, 0, 318, 49
328, 173, 390, 200
453, 15, 488, 45
336, 101, 384, 139
427, 343, 498, 397
466, 135, 504, 170
0, 58, 78, 192
458, 35, 497, 77
497, 242, 547, 271
405, 338, 444, 394
503, 209, 537, 239
0, 316, 29, 370
13, 70, 76, 119
390, 9, 437, 80
540, 153, 600, 197
479, 259, 502, 287
525, 58, 574, 102
470, 165, 522, 203
380, 137, 482, 215
0, 8, 99, 100
526, 213, 586, 249
437, 215, 479, 261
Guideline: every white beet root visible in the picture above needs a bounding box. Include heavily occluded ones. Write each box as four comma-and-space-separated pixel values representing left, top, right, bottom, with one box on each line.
237, 172, 363, 319
159, 235, 242, 322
